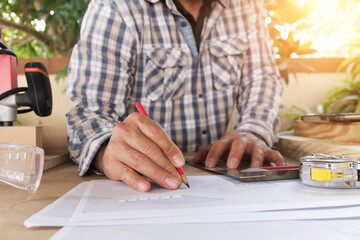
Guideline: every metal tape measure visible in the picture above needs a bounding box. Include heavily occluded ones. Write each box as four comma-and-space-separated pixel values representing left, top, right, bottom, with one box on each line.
300, 153, 360, 188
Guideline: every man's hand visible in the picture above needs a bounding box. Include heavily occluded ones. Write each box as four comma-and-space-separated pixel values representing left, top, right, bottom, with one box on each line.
193, 131, 285, 169
92, 113, 184, 192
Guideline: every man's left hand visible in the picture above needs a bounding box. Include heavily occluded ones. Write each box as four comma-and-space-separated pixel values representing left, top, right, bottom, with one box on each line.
193, 131, 286, 168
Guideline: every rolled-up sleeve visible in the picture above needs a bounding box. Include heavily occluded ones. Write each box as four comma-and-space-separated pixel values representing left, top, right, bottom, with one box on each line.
235, 0, 283, 147
66, 0, 136, 175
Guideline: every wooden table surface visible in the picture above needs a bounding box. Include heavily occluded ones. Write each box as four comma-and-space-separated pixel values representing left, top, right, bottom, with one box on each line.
0, 154, 299, 240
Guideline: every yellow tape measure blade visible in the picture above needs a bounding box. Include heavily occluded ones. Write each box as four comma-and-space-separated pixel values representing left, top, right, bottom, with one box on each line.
311, 168, 344, 181
311, 168, 331, 181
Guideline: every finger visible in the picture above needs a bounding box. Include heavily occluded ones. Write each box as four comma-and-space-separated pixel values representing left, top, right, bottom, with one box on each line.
264, 150, 286, 166
193, 145, 211, 163
205, 137, 232, 167
226, 140, 246, 169
250, 143, 265, 168
120, 145, 181, 190
244, 138, 257, 155
118, 122, 179, 177
102, 156, 151, 192
133, 113, 185, 167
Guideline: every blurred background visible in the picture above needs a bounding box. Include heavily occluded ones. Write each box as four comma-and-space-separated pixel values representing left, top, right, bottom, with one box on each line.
1, 0, 359, 131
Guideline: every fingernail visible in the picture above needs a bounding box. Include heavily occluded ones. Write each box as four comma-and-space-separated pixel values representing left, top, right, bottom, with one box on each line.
172, 154, 184, 167
170, 171, 181, 180
138, 181, 149, 192
228, 158, 238, 169
165, 176, 180, 189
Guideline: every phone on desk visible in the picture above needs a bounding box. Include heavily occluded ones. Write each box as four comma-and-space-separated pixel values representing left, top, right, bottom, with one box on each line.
301, 113, 360, 122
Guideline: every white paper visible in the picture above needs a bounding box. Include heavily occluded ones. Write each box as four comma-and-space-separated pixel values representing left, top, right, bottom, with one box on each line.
70, 176, 360, 223
50, 219, 360, 240
24, 182, 88, 228
25, 176, 360, 228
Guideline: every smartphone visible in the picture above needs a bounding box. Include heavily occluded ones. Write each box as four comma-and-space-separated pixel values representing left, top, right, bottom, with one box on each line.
301, 113, 360, 122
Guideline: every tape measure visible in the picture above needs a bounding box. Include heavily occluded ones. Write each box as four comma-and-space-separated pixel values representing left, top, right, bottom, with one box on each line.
300, 153, 360, 188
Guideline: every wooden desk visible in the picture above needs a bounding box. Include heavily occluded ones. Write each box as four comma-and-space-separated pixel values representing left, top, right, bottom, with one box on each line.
0, 155, 298, 240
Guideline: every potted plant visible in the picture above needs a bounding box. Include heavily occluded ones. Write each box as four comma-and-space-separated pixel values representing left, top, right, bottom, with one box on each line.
322, 54, 360, 113
265, 0, 317, 84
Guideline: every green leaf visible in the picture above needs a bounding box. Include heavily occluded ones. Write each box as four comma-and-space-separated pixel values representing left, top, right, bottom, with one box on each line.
326, 95, 359, 113
280, 113, 301, 119
337, 57, 360, 72
1, 0, 91, 58
55, 64, 69, 83
352, 63, 360, 80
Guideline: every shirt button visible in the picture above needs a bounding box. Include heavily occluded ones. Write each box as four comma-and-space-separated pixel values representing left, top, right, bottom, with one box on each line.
180, 22, 187, 27
201, 130, 207, 135
198, 93, 203, 98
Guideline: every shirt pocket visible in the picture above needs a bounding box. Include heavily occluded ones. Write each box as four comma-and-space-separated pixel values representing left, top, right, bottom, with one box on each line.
208, 37, 249, 90
144, 48, 190, 101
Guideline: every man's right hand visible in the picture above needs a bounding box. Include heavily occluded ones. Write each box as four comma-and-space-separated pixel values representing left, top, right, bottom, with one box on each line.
92, 112, 184, 192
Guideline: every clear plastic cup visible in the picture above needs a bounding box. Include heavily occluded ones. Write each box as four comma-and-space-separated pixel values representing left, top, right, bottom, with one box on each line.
0, 144, 44, 206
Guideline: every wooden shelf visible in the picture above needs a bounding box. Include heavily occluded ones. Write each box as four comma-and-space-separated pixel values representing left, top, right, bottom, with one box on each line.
294, 121, 360, 144
0, 125, 70, 170
277, 135, 360, 161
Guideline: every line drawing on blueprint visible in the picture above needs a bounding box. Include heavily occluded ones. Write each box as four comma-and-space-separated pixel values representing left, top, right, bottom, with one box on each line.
73, 176, 236, 216
86, 192, 228, 212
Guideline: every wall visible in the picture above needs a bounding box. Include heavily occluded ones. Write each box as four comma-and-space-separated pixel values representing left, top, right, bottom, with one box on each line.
280, 72, 346, 131
17, 74, 71, 126
14, 58, 71, 126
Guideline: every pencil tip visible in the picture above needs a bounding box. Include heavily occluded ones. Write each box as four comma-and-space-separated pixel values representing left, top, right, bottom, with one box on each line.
185, 183, 190, 188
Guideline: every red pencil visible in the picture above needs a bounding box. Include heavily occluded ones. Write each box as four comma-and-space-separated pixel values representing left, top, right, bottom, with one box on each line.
135, 102, 190, 188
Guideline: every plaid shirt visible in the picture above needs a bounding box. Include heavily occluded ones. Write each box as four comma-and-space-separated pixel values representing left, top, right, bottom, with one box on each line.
66, 0, 283, 175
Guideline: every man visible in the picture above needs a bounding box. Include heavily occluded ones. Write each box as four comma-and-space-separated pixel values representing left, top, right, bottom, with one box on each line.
66, 0, 285, 192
